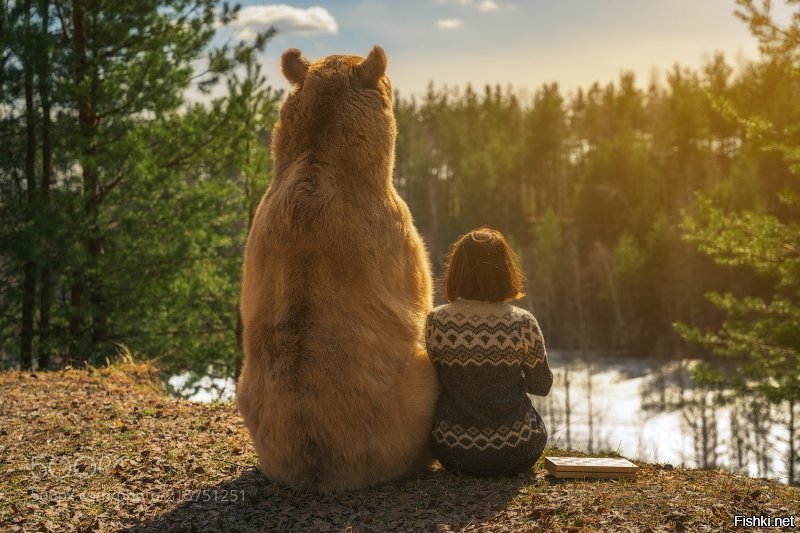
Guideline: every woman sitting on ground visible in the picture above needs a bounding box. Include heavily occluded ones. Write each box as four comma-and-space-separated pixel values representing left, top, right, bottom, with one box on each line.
426, 227, 553, 476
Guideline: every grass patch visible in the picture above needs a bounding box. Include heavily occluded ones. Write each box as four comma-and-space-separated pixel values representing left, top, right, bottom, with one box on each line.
1, 362, 797, 532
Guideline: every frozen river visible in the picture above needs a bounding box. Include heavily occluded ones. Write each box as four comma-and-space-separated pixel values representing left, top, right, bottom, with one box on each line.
532, 351, 793, 484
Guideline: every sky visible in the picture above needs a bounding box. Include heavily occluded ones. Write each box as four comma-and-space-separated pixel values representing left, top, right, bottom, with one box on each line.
210, 0, 793, 101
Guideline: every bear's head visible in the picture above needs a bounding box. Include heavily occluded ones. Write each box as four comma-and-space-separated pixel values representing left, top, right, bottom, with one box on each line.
272, 46, 396, 186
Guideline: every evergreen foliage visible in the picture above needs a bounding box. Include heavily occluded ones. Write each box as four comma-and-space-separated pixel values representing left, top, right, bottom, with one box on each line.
0, 0, 280, 385
1, 0, 798, 436
673, 5, 799, 485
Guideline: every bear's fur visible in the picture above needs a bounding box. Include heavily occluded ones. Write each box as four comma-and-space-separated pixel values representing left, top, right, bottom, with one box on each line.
236, 46, 439, 493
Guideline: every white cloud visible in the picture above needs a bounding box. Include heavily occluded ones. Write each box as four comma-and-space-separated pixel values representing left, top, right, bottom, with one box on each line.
436, 0, 473, 4
436, 18, 463, 29
477, 0, 499, 12
226, 4, 337, 40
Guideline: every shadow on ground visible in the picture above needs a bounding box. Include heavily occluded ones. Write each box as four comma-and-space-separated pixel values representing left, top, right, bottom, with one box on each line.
126, 467, 532, 532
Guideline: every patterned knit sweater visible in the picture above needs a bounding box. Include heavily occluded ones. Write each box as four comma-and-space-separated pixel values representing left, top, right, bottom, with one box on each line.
425, 298, 553, 474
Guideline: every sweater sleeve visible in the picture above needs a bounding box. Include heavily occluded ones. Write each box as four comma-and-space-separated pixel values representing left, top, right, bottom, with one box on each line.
522, 314, 553, 396
425, 312, 439, 367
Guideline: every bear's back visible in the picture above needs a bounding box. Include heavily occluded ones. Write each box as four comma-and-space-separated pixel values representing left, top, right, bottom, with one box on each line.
237, 47, 437, 493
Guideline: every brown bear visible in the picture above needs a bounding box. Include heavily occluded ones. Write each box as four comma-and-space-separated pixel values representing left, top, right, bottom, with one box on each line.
236, 46, 439, 493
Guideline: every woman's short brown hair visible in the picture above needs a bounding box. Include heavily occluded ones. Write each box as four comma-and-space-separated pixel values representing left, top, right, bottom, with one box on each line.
443, 227, 525, 302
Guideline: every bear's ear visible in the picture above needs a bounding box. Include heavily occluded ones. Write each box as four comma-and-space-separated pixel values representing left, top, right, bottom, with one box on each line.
281, 48, 310, 85
357, 45, 387, 86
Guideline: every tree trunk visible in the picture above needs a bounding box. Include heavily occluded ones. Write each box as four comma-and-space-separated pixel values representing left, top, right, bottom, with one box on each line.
37, 0, 52, 369
564, 366, 571, 449
789, 398, 796, 486
69, 285, 83, 362
38, 268, 51, 368
88, 233, 107, 347
586, 361, 593, 453
21, 263, 36, 370
71, 0, 104, 362
571, 235, 588, 352
20, 0, 37, 370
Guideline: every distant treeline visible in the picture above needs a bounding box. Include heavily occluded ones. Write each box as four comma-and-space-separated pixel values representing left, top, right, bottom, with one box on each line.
393, 54, 797, 356
1, 1, 797, 392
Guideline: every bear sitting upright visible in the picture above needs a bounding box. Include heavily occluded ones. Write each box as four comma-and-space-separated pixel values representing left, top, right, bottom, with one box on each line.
237, 46, 439, 493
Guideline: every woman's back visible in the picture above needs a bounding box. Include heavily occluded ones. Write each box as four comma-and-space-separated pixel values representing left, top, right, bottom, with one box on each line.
426, 298, 552, 475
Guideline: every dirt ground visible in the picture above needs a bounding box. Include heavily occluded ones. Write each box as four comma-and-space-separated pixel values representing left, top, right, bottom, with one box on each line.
1, 362, 798, 532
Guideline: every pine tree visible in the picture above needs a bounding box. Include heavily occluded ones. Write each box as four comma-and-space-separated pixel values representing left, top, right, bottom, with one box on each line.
676, 0, 800, 484
0, 1, 279, 372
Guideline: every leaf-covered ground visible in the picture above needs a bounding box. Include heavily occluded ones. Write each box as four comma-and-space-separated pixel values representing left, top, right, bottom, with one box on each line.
1, 363, 798, 532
